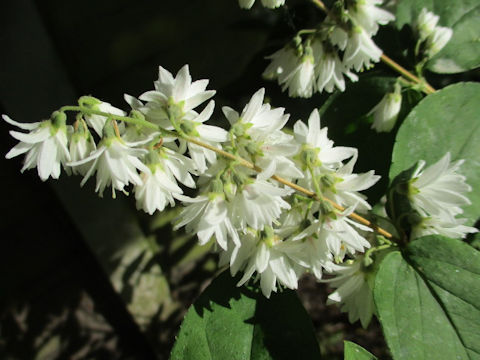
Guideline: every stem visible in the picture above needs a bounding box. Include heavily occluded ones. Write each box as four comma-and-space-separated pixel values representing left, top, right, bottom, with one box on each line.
309, 0, 436, 95
381, 54, 436, 94
60, 105, 158, 130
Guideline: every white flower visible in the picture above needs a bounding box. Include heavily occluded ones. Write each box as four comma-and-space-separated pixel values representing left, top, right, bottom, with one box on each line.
263, 46, 316, 98
238, 0, 285, 9
409, 152, 472, 220
312, 41, 358, 93
180, 100, 228, 173
343, 26, 382, 71
369, 84, 402, 133
416, 8, 453, 58
348, 0, 395, 36
417, 8, 440, 41
134, 148, 197, 214
426, 26, 452, 57
325, 260, 375, 328
4, 114, 71, 181
411, 216, 478, 240
330, 26, 349, 51
68, 124, 150, 197
294, 109, 357, 171
84, 101, 126, 137
223, 88, 303, 179
278, 235, 335, 280
232, 176, 293, 231
139, 64, 215, 126
331, 157, 380, 211
175, 192, 239, 250
223, 230, 299, 298
69, 122, 96, 176
295, 206, 372, 259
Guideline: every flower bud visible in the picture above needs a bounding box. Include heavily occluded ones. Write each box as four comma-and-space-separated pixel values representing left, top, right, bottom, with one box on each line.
369, 83, 402, 133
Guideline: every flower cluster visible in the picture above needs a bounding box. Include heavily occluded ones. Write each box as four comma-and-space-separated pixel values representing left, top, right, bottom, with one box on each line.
408, 153, 478, 239
4, 65, 224, 207
4, 63, 475, 329
173, 89, 380, 302
263, 0, 394, 97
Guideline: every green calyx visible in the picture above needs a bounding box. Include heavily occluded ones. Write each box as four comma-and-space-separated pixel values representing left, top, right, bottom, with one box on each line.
261, 226, 276, 247
319, 200, 336, 220
298, 145, 320, 169
179, 119, 199, 137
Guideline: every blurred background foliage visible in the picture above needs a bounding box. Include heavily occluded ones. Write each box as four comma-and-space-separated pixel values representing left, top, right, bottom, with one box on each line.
2, 0, 477, 359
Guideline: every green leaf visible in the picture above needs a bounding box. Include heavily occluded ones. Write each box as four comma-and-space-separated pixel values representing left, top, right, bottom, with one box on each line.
170, 271, 321, 360
395, 0, 480, 73
374, 236, 480, 360
390, 82, 480, 225
344, 341, 378, 360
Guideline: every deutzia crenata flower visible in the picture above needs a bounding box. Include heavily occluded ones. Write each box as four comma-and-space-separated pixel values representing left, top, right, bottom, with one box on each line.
84, 101, 126, 137
263, 44, 316, 98
294, 109, 357, 171
295, 205, 372, 260
68, 121, 150, 197
327, 157, 380, 211
139, 64, 215, 127
69, 120, 96, 176
311, 41, 358, 93
416, 8, 453, 58
222, 228, 299, 298
343, 26, 383, 71
134, 148, 197, 214
348, 0, 395, 36
279, 233, 335, 280
324, 259, 375, 328
238, 0, 285, 9
223, 88, 302, 179
407, 152, 477, 239
411, 215, 478, 240
408, 152, 472, 220
179, 100, 228, 173
369, 83, 402, 133
416, 8, 441, 41
425, 26, 452, 57
175, 188, 240, 251
4, 112, 71, 181
232, 176, 294, 231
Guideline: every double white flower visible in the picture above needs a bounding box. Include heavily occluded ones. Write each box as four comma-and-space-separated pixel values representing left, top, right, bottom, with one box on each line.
138, 66, 227, 173
408, 153, 478, 239
369, 83, 402, 133
324, 260, 375, 328
221, 230, 299, 298
416, 8, 453, 57
68, 123, 150, 197
135, 148, 197, 214
223, 88, 302, 179
4, 114, 70, 181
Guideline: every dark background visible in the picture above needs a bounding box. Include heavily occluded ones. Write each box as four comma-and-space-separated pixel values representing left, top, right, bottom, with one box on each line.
0, 1, 415, 358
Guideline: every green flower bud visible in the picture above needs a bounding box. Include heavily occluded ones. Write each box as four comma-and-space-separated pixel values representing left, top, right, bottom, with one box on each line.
78, 95, 101, 108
